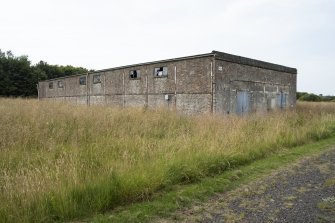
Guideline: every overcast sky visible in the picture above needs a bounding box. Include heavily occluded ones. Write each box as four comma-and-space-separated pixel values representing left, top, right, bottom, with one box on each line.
1, 0, 334, 94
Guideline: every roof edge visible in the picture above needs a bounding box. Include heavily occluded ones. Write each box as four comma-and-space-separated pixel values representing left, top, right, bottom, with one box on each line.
212, 50, 297, 74
39, 51, 297, 83
39, 52, 214, 82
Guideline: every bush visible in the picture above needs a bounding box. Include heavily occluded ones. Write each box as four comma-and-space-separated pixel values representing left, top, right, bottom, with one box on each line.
299, 93, 321, 102
297, 92, 335, 102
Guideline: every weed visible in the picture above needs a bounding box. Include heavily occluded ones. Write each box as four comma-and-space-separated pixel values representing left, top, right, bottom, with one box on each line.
1, 99, 335, 222
324, 178, 335, 188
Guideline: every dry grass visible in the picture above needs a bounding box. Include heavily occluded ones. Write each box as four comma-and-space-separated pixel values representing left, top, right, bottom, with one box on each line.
0, 99, 335, 222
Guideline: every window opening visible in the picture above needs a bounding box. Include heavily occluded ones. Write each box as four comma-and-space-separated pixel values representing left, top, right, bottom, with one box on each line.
130, 70, 140, 79
93, 74, 101, 84
58, 81, 63, 88
154, 67, 168, 77
79, 76, 86, 85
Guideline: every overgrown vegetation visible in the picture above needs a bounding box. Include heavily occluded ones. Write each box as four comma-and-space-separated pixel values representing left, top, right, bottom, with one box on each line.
0, 50, 91, 97
102, 137, 335, 223
297, 92, 335, 102
1, 99, 335, 222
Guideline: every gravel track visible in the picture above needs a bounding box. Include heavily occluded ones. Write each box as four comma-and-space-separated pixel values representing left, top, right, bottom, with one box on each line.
162, 148, 335, 223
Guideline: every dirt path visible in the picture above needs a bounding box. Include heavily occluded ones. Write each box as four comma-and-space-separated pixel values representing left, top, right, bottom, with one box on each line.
160, 148, 335, 223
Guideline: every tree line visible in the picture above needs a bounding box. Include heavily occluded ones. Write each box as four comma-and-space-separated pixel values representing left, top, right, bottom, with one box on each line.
0, 49, 91, 97
297, 92, 335, 102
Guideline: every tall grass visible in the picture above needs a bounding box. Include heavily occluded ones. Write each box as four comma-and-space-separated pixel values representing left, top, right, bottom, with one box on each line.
0, 99, 335, 222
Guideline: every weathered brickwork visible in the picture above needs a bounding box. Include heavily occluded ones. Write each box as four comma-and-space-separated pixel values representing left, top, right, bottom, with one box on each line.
214, 58, 296, 115
38, 51, 297, 115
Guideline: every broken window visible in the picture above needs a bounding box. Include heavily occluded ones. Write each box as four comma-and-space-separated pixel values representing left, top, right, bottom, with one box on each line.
93, 74, 101, 84
58, 81, 63, 88
129, 70, 140, 79
79, 76, 86, 85
49, 82, 53, 89
154, 67, 168, 77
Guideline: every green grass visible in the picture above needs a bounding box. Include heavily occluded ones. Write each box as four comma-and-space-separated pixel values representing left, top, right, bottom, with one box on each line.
1, 99, 335, 222
92, 136, 335, 222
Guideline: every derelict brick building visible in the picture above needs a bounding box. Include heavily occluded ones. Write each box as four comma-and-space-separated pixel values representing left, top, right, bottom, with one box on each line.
38, 51, 297, 115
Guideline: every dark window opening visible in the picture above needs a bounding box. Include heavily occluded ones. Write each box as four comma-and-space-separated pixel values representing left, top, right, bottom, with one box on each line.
93, 74, 101, 84
58, 81, 63, 88
49, 82, 53, 89
154, 67, 168, 77
130, 70, 140, 79
79, 76, 86, 85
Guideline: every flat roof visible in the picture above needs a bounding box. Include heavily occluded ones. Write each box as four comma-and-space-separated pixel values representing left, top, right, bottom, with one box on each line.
213, 51, 297, 74
40, 50, 297, 82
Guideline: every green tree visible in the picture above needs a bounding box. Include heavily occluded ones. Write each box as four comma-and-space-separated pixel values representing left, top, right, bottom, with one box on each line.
32, 61, 89, 80
0, 49, 90, 97
296, 92, 307, 100
299, 93, 321, 102
0, 50, 35, 96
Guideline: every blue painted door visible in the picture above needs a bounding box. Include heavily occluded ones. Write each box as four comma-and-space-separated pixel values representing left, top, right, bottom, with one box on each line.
237, 91, 250, 115
277, 93, 286, 109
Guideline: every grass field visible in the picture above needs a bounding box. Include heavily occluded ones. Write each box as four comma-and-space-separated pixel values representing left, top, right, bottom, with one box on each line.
1, 99, 335, 222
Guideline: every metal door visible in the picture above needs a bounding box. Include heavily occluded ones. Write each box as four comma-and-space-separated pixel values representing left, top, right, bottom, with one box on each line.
277, 92, 286, 109
237, 91, 250, 115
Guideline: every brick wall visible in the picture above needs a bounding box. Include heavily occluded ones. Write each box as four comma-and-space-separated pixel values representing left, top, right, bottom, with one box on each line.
38, 51, 297, 115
